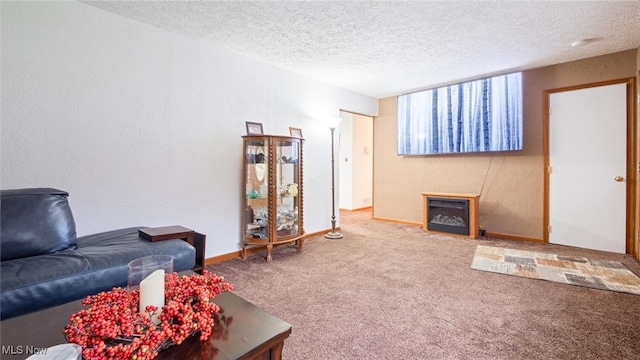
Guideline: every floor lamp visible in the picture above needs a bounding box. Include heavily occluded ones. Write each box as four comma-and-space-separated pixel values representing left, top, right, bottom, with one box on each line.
325, 118, 343, 239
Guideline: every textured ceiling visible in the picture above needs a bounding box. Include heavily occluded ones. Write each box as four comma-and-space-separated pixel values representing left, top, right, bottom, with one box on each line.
84, 1, 640, 99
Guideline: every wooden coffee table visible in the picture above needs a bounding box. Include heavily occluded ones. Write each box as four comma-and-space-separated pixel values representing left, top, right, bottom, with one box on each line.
0, 291, 291, 359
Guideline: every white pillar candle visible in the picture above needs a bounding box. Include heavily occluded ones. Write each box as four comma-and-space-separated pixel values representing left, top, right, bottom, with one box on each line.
139, 269, 165, 325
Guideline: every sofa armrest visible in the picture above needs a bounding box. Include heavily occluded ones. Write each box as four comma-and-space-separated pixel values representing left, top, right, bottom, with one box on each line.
1, 188, 77, 261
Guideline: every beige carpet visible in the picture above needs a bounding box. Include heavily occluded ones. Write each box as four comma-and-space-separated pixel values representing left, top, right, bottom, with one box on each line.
207, 210, 640, 359
471, 245, 640, 296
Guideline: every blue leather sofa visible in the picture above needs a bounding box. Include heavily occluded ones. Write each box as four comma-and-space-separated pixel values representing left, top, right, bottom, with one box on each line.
0, 188, 196, 320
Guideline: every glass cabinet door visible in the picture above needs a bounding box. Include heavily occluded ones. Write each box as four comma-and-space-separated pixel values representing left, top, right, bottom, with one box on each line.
242, 135, 304, 262
245, 138, 268, 240
275, 139, 299, 239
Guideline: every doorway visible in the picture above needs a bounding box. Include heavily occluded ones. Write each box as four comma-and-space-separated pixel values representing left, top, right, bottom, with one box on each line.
338, 111, 373, 211
544, 78, 635, 254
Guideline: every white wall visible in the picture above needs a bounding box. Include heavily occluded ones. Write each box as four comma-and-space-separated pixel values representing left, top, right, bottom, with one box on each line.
0, 2, 377, 258
351, 114, 373, 209
338, 112, 354, 209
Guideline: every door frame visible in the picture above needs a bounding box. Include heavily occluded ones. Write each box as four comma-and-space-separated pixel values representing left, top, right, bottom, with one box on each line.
543, 77, 636, 254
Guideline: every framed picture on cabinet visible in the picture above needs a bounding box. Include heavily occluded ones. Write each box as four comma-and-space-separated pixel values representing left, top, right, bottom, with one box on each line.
246, 122, 264, 135
289, 127, 303, 138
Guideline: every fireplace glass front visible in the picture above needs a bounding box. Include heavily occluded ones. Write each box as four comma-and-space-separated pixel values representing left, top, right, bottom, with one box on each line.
427, 197, 470, 236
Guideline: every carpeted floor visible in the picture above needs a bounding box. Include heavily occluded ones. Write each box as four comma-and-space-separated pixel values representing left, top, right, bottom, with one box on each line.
471, 245, 640, 296
206, 210, 640, 359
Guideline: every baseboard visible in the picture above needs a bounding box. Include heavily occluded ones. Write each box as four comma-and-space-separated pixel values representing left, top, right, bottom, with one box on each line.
371, 216, 544, 243
203, 227, 545, 265
204, 227, 340, 265
205, 252, 240, 265
371, 216, 422, 226
340, 206, 372, 212
484, 231, 544, 243
372, 214, 545, 242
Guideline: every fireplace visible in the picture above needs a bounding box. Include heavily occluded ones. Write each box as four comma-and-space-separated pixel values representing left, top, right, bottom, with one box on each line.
422, 193, 480, 238
427, 197, 469, 235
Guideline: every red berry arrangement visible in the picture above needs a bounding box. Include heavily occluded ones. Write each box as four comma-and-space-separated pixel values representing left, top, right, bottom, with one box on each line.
63, 271, 233, 360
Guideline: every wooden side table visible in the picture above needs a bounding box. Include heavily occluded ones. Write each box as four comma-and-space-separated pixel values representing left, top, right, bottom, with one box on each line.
138, 225, 206, 273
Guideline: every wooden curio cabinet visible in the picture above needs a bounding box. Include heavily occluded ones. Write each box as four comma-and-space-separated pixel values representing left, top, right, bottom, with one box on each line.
242, 135, 305, 262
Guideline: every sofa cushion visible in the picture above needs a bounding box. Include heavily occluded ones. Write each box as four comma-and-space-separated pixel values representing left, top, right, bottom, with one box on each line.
1, 188, 77, 261
76, 227, 196, 274
0, 227, 195, 319
0, 248, 92, 290
0, 248, 92, 319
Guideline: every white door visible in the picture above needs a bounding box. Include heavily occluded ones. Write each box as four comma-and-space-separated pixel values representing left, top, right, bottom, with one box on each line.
549, 83, 627, 253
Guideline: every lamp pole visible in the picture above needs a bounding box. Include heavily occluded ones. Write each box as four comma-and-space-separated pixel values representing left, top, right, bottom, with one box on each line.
325, 125, 343, 239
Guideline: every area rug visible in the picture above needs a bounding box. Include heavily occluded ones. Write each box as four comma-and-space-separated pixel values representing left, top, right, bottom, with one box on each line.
471, 245, 640, 295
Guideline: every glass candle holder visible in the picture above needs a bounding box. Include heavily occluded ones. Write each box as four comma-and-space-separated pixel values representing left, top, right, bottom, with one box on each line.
127, 255, 174, 288
128, 255, 173, 324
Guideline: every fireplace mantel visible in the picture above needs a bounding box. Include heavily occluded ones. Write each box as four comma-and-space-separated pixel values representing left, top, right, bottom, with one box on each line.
421, 193, 480, 239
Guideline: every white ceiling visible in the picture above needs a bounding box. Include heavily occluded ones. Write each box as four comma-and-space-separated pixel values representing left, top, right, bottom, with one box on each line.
84, 1, 640, 99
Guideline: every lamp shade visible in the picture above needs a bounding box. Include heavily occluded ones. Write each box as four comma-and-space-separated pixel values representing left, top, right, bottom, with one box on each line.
326, 117, 342, 129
